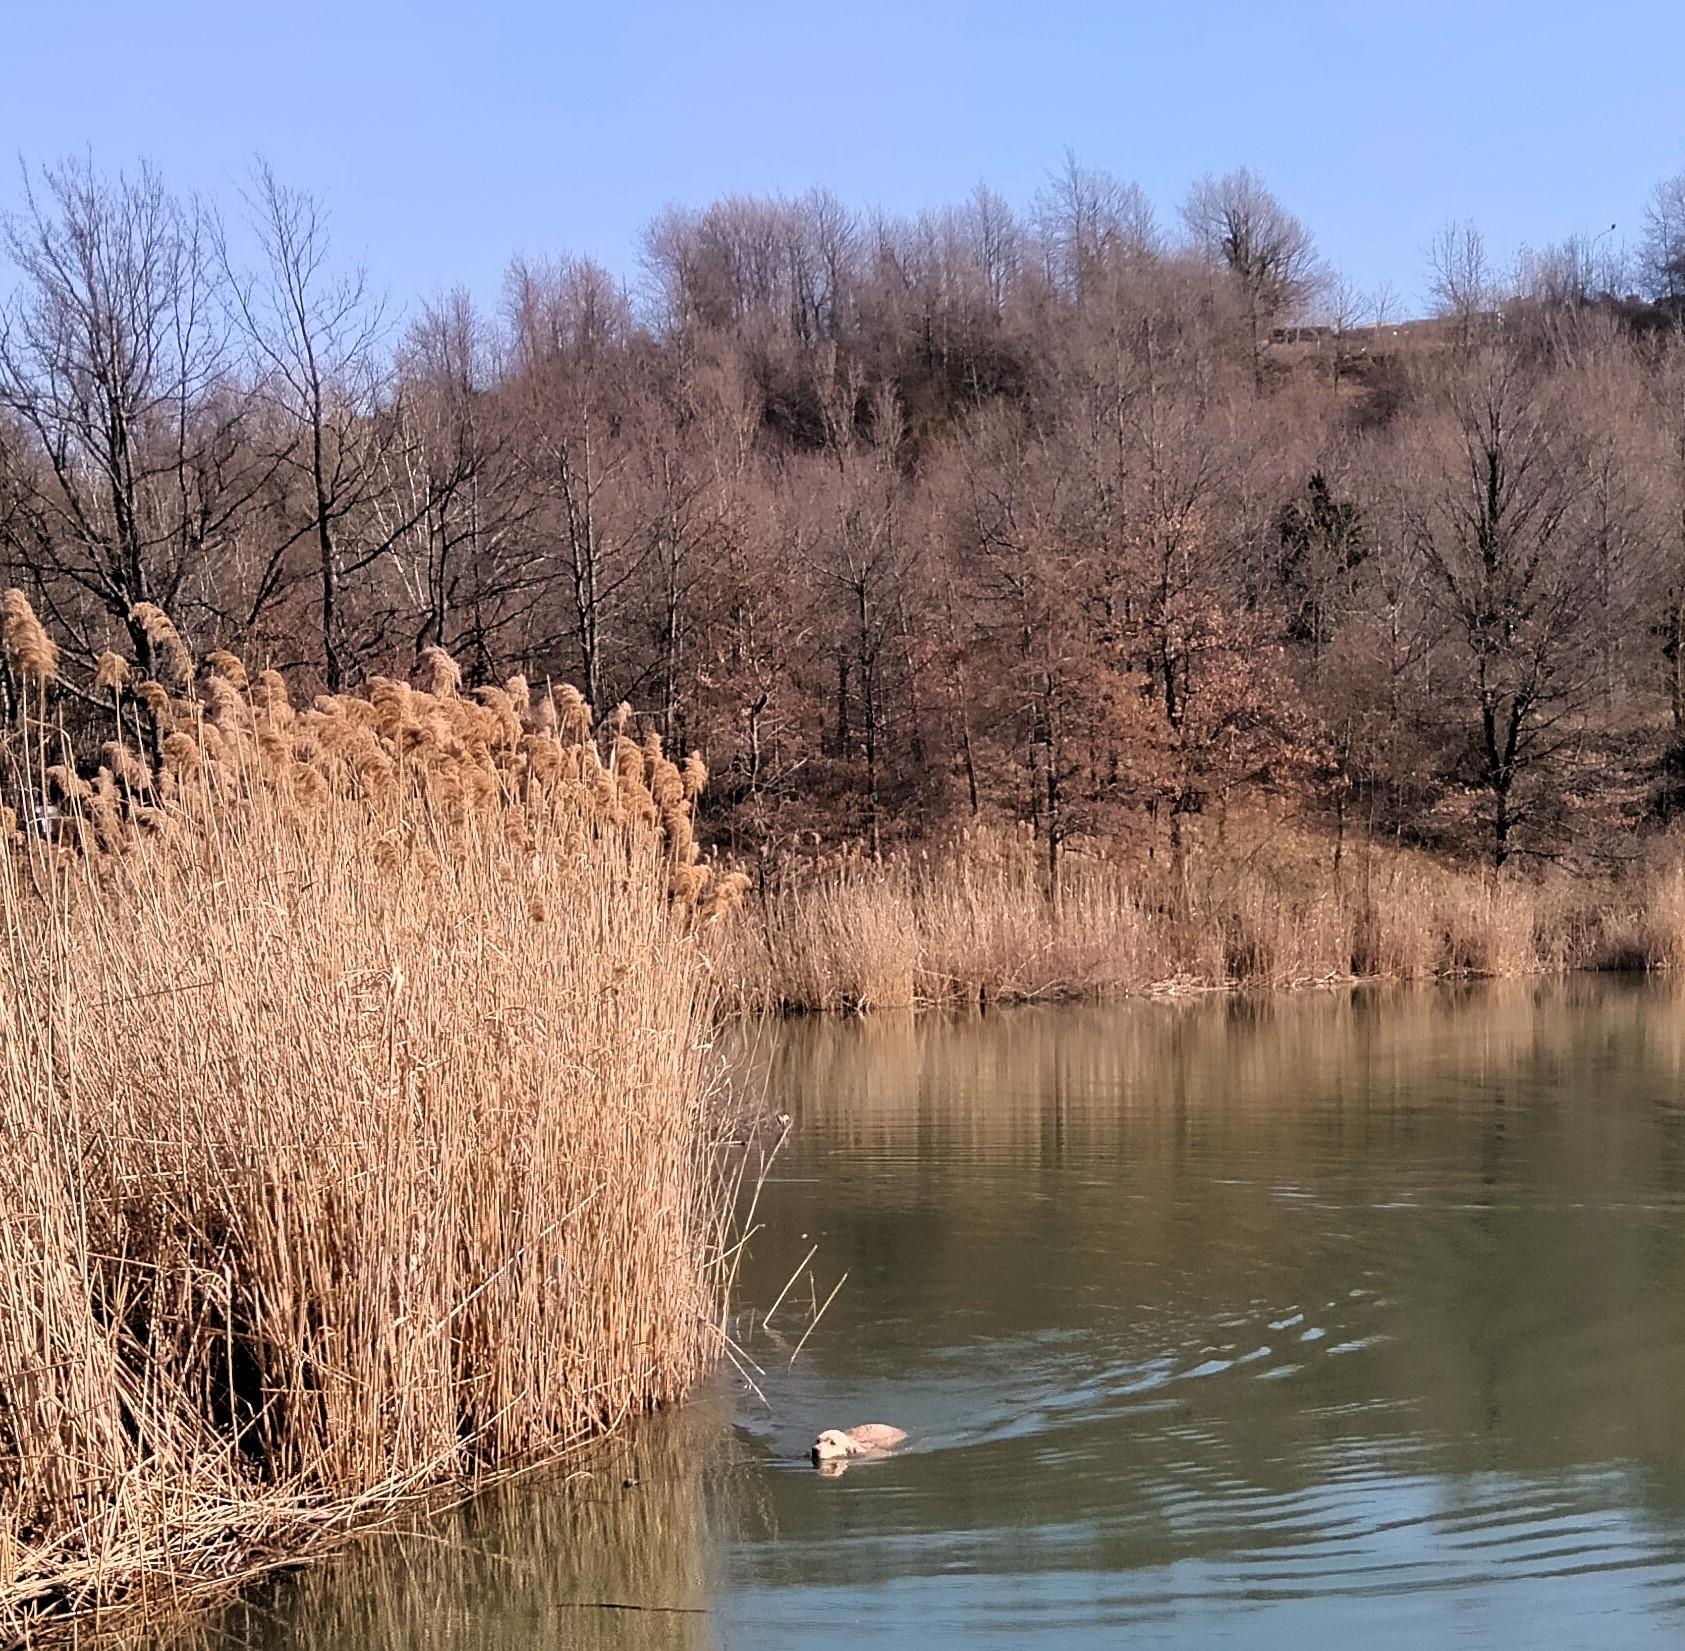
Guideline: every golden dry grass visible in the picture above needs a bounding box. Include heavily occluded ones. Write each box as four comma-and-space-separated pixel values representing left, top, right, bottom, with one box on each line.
0, 599, 750, 1641
710, 819, 1685, 1013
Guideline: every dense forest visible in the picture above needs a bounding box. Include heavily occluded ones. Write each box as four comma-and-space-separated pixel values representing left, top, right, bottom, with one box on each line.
6, 154, 1685, 872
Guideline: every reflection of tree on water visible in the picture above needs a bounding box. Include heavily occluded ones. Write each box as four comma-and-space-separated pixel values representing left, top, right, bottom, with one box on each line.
724, 979, 1685, 1594
153, 1396, 749, 1651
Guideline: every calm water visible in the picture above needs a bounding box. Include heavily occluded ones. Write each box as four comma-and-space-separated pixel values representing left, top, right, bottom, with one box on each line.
189, 981, 1685, 1649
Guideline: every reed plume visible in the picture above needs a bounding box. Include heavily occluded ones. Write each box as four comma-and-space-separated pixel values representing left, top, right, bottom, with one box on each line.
613, 734, 647, 788
368, 677, 413, 741
128, 602, 195, 689
253, 668, 294, 725
528, 694, 559, 737
204, 649, 250, 689
42, 763, 90, 803
649, 755, 685, 813
553, 684, 594, 744
698, 868, 752, 925
473, 685, 522, 750
201, 675, 249, 734
670, 862, 708, 907
160, 731, 201, 775
197, 721, 229, 765
417, 645, 462, 697
522, 734, 565, 786
0, 588, 58, 685
93, 650, 130, 694
85, 772, 127, 855
291, 760, 330, 810
101, 740, 152, 793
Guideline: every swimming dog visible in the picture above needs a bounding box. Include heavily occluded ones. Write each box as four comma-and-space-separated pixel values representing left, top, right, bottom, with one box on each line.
811, 1424, 907, 1467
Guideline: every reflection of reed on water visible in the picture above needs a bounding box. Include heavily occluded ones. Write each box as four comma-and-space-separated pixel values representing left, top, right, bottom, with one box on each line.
153, 1399, 744, 1651
734, 978, 1685, 1158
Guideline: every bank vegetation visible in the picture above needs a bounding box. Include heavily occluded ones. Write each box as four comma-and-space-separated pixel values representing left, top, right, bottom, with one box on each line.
0, 599, 748, 1642
708, 818, 1685, 1013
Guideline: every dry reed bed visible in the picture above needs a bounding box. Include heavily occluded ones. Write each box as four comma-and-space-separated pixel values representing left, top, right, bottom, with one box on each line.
0, 596, 749, 1641
709, 829, 1685, 1014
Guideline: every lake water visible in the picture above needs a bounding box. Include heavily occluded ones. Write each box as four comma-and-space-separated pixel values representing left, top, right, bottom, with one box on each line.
189, 981, 1685, 1649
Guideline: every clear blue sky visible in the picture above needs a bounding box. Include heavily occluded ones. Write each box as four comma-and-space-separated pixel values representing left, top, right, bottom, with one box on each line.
3, 1, 1680, 318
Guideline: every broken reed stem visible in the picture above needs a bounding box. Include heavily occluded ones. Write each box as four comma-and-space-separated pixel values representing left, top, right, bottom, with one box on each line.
788, 1271, 849, 1367
760, 1244, 819, 1333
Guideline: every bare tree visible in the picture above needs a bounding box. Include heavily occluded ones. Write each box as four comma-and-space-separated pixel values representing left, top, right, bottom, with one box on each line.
1642, 173, 1685, 306
1646, 347, 1685, 737
964, 183, 1023, 315
372, 290, 537, 677
222, 160, 417, 688
0, 157, 267, 672
1404, 352, 1593, 865
642, 190, 861, 347
506, 254, 645, 710
1514, 228, 1620, 312
1427, 220, 1497, 351
612, 337, 762, 747
1181, 167, 1323, 385
800, 361, 919, 857
1568, 340, 1647, 715
1034, 150, 1158, 302
1319, 271, 1370, 392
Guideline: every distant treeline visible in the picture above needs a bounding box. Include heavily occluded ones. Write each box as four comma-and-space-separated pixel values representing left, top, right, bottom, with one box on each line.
6, 153, 1685, 867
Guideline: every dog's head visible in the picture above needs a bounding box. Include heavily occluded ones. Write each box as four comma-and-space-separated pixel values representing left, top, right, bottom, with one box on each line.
811, 1428, 860, 1463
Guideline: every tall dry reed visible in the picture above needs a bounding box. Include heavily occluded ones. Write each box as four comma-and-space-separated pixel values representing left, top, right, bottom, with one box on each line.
0, 606, 750, 1640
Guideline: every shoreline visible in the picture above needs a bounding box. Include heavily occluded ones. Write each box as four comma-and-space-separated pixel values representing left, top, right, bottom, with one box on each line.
725, 956, 1676, 1022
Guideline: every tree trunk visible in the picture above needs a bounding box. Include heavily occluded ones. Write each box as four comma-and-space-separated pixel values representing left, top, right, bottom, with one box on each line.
1671, 598, 1685, 732
1044, 682, 1062, 923
662, 542, 681, 745
318, 513, 341, 691
833, 650, 850, 757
